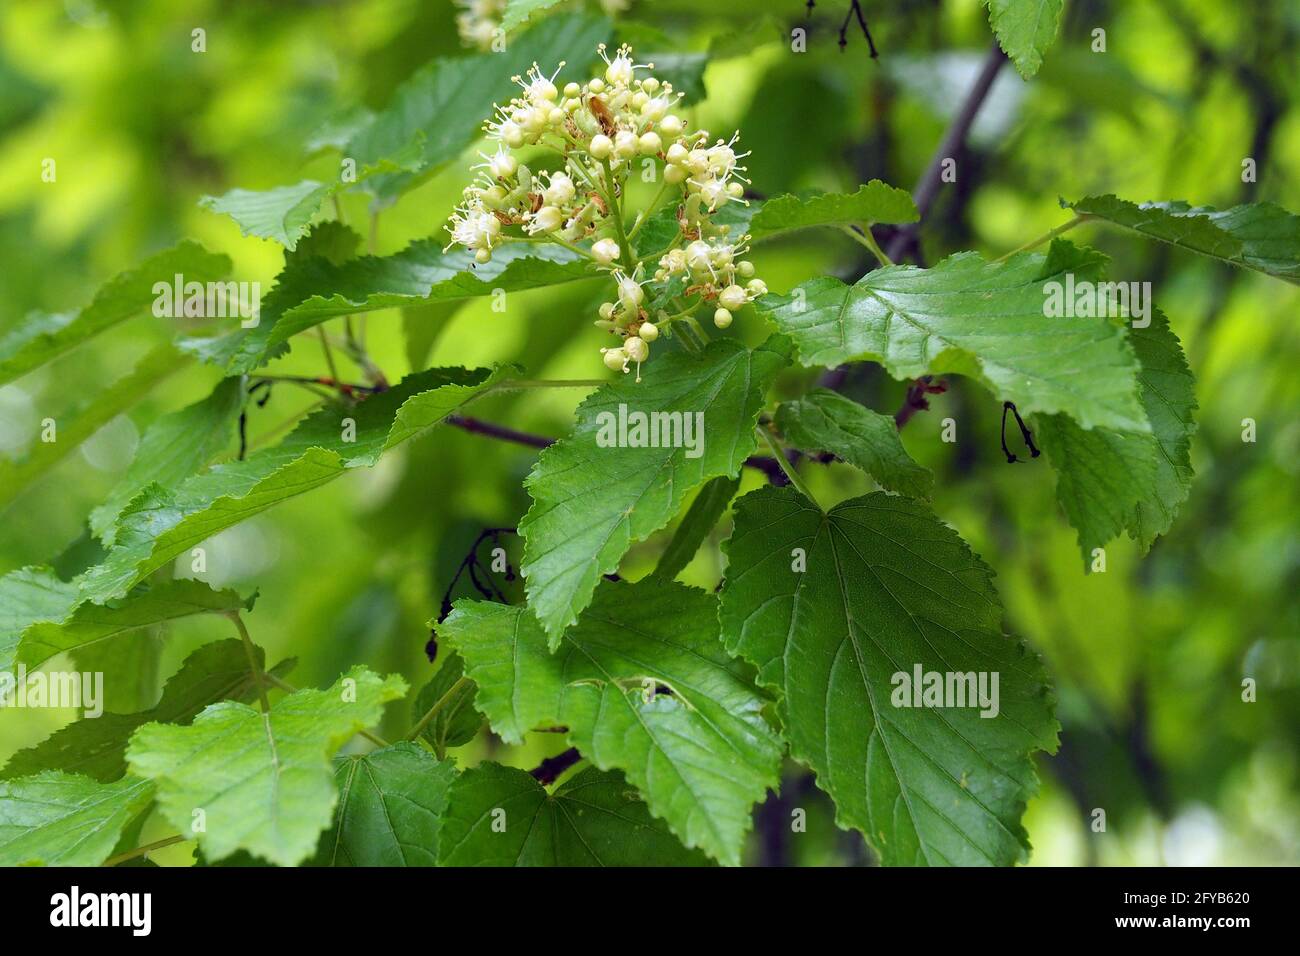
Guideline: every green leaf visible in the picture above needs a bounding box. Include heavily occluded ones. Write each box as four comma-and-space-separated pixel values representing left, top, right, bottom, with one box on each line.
0, 772, 155, 866
314, 743, 456, 867
719, 486, 1059, 866
439, 578, 783, 866
199, 181, 336, 250
126, 666, 407, 866
346, 13, 611, 203
0, 567, 80, 674
439, 763, 713, 866
412, 652, 481, 756
90, 378, 243, 545
749, 181, 918, 240
501, 0, 569, 32
521, 337, 789, 640
1072, 195, 1300, 283
1036, 308, 1197, 562
0, 344, 193, 513
182, 241, 593, 374
74, 366, 506, 608
653, 474, 740, 581
9, 579, 247, 674
0, 241, 229, 387
987, 0, 1064, 79
2, 639, 295, 783
774, 388, 932, 498
198, 153, 424, 251
757, 243, 1149, 433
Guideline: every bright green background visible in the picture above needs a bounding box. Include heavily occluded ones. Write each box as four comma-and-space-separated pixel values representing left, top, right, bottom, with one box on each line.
0, 0, 1297, 866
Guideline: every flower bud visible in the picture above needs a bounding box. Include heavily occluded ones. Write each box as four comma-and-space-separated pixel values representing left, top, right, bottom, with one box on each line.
589, 77, 606, 93
664, 164, 687, 184
563, 82, 581, 97
543, 172, 575, 205
598, 301, 616, 319
614, 130, 638, 158
746, 279, 768, 297
713, 307, 733, 329
625, 337, 649, 362
738, 260, 755, 278
659, 114, 683, 136
530, 205, 564, 234
665, 143, 689, 165
589, 134, 613, 159
719, 284, 747, 311
592, 238, 620, 264
637, 321, 659, 342
638, 131, 662, 155
602, 347, 629, 371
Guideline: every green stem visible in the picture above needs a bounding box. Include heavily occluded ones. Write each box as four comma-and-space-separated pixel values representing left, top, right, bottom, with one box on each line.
316, 327, 339, 382
541, 235, 597, 261
103, 834, 187, 867
758, 424, 820, 509
227, 611, 269, 713
627, 177, 672, 242
599, 156, 636, 273
994, 213, 1092, 263
406, 676, 471, 742
841, 225, 893, 267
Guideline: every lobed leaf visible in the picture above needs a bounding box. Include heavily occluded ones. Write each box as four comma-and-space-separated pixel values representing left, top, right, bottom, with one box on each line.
126, 666, 406, 866
520, 337, 789, 641
1036, 308, 1197, 562
0, 772, 155, 866
439, 763, 712, 866
719, 486, 1058, 866
314, 743, 456, 867
756, 241, 1149, 433
439, 578, 783, 866
1, 639, 295, 783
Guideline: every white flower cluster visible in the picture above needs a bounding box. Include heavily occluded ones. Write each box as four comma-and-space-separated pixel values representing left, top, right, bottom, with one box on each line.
454, 0, 506, 50
444, 43, 763, 379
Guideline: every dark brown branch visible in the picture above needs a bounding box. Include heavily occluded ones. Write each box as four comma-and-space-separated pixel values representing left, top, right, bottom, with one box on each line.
530, 746, 581, 785
894, 375, 947, 430
885, 42, 1006, 263
448, 413, 788, 483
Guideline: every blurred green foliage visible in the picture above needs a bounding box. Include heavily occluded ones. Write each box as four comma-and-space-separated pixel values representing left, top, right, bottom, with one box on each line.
0, 0, 1297, 865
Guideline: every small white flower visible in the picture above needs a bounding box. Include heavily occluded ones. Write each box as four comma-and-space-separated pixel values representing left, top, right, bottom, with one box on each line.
526, 205, 564, 235
543, 171, 576, 205
592, 238, 621, 264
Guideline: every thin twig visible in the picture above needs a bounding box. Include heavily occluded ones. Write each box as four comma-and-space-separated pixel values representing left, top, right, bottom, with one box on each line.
885, 42, 1006, 263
